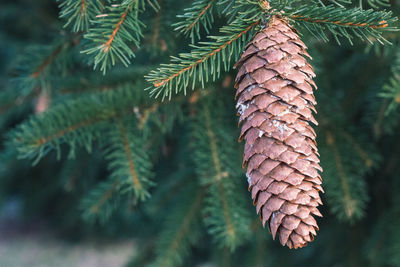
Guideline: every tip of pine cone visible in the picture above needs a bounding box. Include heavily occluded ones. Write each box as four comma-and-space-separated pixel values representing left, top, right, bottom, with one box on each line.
290, 242, 308, 249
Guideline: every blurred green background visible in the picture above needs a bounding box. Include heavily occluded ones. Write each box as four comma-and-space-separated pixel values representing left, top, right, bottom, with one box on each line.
1, 0, 400, 266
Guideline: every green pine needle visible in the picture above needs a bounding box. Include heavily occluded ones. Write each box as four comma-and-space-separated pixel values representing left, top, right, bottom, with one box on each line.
191, 97, 251, 250
284, 4, 397, 45
146, 14, 260, 100
58, 0, 102, 32
174, 0, 217, 42
82, 1, 145, 74
103, 118, 155, 202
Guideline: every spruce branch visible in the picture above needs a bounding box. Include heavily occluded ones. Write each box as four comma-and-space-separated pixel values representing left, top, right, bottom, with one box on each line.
284, 4, 397, 44
321, 130, 369, 221
329, 132, 360, 219
146, 17, 260, 99
10, 97, 116, 164
338, 127, 374, 168
58, 0, 102, 32
30, 44, 64, 79
103, 118, 155, 202
317, 106, 380, 222
191, 97, 251, 250
81, 179, 121, 223
9, 85, 145, 164
173, 0, 243, 42
12, 41, 72, 98
202, 107, 238, 248
173, 0, 217, 42
9, 83, 185, 165
82, 0, 149, 73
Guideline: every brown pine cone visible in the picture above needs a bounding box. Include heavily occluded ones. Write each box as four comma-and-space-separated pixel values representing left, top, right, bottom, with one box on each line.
234, 16, 323, 249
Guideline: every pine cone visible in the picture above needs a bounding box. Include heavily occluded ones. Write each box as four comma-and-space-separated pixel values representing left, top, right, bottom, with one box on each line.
234, 16, 323, 249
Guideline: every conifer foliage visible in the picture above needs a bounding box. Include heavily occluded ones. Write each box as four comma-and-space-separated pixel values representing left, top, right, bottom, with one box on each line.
1, 0, 400, 265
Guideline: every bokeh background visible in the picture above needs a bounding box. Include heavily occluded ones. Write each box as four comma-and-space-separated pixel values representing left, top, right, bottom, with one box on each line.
1, 0, 400, 266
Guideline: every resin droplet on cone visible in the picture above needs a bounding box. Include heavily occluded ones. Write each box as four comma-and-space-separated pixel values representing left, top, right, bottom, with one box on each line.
234, 16, 323, 249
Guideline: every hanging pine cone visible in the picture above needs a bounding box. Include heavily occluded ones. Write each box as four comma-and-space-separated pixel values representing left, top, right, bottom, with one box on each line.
234, 15, 323, 249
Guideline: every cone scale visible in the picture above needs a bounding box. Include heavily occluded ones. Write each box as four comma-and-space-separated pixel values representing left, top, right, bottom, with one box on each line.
234, 16, 323, 249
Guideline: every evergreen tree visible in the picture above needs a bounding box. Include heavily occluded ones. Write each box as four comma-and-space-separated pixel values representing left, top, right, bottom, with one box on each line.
0, 0, 400, 265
